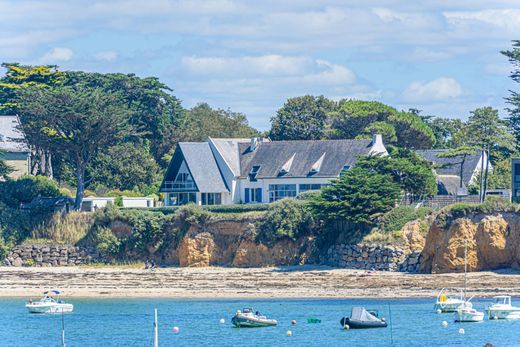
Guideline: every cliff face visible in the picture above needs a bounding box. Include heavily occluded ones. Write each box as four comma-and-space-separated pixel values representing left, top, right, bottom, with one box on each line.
421, 212, 520, 273
174, 219, 314, 267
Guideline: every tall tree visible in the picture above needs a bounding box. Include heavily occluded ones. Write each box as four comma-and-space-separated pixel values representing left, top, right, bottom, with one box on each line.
0, 63, 65, 177
64, 72, 185, 167
17, 86, 134, 209
181, 103, 258, 142
464, 107, 514, 199
269, 95, 337, 140
311, 166, 401, 225
426, 117, 465, 149
502, 40, 520, 148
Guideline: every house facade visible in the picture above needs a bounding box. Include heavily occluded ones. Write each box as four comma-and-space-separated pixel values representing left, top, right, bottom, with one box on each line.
160, 135, 388, 206
0, 115, 30, 179
416, 149, 491, 195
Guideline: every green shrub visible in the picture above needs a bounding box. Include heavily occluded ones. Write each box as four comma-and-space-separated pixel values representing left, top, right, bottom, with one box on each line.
379, 206, 433, 233
0, 175, 61, 207
256, 199, 315, 244
22, 259, 35, 267
92, 227, 121, 257
296, 190, 321, 201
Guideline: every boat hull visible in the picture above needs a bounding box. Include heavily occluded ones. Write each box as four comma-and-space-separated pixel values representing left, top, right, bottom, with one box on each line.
231, 315, 277, 328
487, 309, 520, 320
340, 317, 387, 329
455, 310, 484, 322
26, 303, 73, 314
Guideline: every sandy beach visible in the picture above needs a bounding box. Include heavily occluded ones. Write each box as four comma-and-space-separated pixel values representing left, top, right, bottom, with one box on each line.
1, 266, 520, 299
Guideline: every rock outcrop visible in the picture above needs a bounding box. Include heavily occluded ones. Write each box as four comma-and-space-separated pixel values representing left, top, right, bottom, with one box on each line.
175, 218, 314, 267
421, 212, 520, 273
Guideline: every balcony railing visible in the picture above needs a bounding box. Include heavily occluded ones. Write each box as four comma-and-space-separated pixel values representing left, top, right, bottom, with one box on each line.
162, 180, 196, 191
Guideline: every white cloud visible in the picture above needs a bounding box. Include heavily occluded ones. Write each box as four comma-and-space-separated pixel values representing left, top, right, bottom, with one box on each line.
402, 77, 463, 102
95, 50, 118, 62
40, 47, 74, 63
181, 55, 312, 76
444, 9, 520, 32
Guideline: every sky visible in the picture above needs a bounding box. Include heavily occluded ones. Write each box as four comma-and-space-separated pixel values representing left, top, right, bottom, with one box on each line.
0, 1, 519, 130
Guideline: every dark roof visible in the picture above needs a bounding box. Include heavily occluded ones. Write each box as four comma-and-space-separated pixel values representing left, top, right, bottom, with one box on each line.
0, 116, 29, 152
416, 149, 482, 185
238, 139, 374, 178
437, 175, 468, 196
176, 142, 229, 193
21, 197, 74, 210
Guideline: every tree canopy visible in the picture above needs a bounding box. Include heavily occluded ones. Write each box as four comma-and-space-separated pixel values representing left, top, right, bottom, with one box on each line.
328, 99, 435, 149
502, 40, 520, 148
0, 149, 13, 180
311, 166, 401, 225
269, 95, 337, 140
180, 103, 259, 142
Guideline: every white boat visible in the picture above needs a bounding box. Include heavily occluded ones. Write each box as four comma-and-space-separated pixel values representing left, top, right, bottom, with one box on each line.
26, 290, 73, 314
434, 288, 466, 313
486, 296, 520, 320
455, 299, 484, 322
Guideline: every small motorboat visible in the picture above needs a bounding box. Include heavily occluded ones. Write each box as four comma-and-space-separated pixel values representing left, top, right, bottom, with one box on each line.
25, 290, 73, 314
231, 308, 277, 328
434, 288, 466, 313
455, 299, 484, 322
340, 307, 387, 329
486, 296, 520, 320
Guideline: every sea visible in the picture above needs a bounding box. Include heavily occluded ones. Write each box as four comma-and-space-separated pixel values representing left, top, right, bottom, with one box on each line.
1, 297, 519, 347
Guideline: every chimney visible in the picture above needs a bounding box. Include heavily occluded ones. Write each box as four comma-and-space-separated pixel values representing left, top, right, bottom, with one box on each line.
372, 134, 383, 146
250, 137, 259, 152
369, 134, 388, 156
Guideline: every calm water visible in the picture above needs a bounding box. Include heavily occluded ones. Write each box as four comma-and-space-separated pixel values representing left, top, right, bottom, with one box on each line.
2, 298, 519, 347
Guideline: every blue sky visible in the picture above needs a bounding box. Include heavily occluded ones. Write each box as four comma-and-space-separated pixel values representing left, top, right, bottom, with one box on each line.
0, 1, 519, 130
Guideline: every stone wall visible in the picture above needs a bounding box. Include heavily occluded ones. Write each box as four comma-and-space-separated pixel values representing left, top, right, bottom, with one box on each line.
4, 244, 98, 267
323, 243, 422, 273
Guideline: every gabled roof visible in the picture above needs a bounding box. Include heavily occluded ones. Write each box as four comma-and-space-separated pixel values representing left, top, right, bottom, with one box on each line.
0, 116, 29, 152
416, 149, 482, 185
437, 175, 468, 196
239, 139, 375, 178
209, 138, 250, 176
174, 142, 229, 193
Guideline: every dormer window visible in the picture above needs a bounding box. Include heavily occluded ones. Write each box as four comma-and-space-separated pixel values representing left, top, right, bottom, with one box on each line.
309, 153, 326, 175
249, 165, 260, 181
342, 165, 350, 172
279, 153, 295, 176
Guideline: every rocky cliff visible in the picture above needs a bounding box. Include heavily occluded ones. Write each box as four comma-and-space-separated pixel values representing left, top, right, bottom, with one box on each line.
421, 210, 520, 273
174, 219, 315, 267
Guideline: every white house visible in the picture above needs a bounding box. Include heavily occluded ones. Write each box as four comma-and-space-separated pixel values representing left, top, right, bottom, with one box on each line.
416, 149, 491, 195
121, 196, 154, 208
80, 197, 115, 212
159, 135, 388, 206
0, 115, 31, 179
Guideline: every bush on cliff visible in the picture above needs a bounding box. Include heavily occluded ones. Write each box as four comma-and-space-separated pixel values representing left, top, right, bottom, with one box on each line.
378, 206, 432, 233
0, 175, 61, 207
256, 199, 315, 244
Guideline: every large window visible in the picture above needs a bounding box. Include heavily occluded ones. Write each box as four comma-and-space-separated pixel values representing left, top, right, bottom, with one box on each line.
299, 183, 325, 192
269, 184, 296, 202
245, 188, 262, 203
172, 171, 196, 190
201, 193, 222, 205
168, 192, 196, 206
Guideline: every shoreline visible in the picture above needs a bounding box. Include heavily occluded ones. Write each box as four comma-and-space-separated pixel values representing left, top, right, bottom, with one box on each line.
2, 265, 520, 299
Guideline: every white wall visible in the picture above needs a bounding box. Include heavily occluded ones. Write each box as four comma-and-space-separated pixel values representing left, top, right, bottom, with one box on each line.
122, 197, 154, 208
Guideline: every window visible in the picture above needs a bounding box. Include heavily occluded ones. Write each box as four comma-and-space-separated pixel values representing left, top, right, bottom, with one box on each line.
245, 188, 262, 203
342, 165, 350, 171
168, 192, 196, 206
269, 184, 296, 202
299, 184, 324, 192
172, 171, 196, 189
249, 165, 261, 181
201, 193, 222, 205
